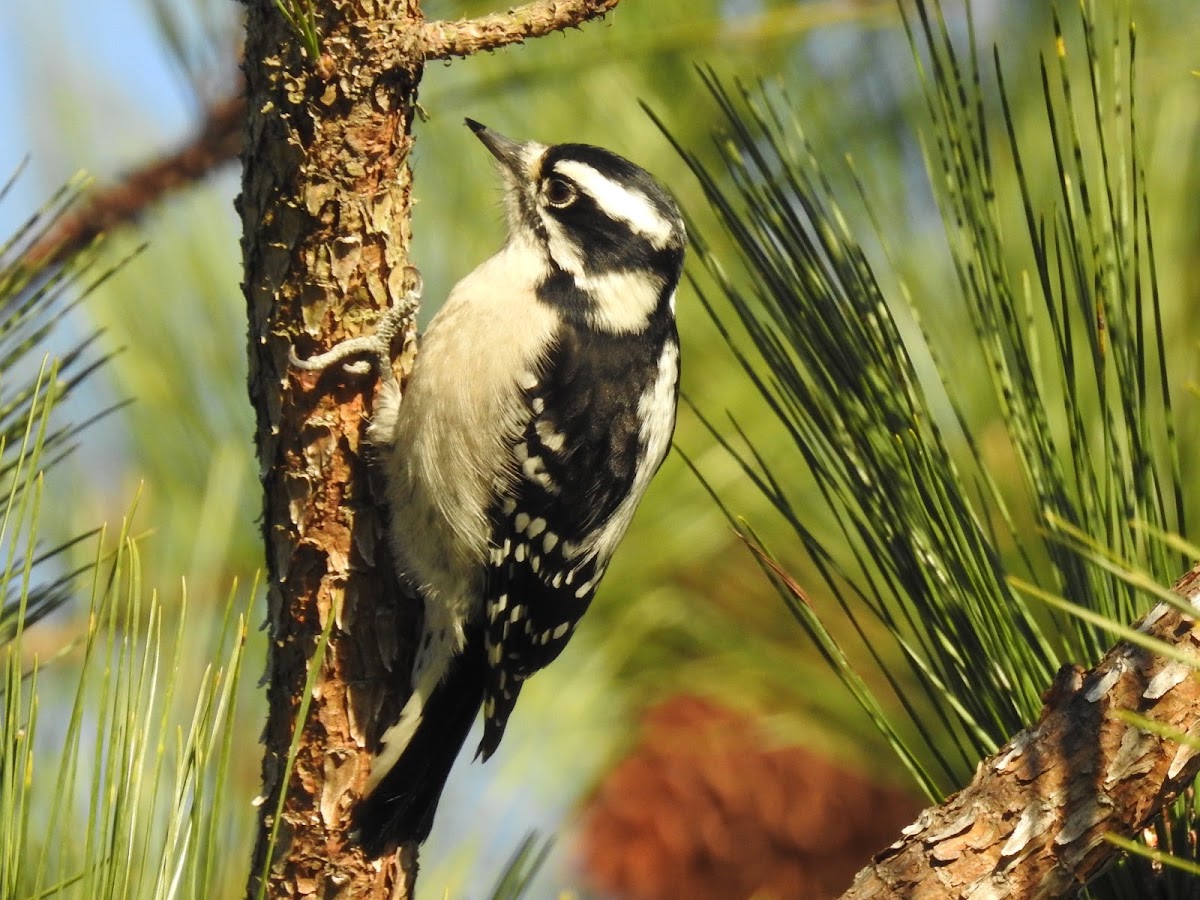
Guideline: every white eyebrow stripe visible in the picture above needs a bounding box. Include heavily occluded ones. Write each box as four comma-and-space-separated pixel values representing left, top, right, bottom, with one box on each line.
553, 160, 675, 248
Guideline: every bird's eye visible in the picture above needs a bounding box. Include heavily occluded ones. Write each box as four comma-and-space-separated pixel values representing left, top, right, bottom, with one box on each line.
545, 177, 576, 208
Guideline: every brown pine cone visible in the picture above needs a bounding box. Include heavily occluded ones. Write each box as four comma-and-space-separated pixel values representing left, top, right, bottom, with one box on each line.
578, 694, 921, 899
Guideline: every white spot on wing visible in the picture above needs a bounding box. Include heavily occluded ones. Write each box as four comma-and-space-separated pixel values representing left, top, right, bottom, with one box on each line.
534, 418, 567, 453
522, 455, 547, 480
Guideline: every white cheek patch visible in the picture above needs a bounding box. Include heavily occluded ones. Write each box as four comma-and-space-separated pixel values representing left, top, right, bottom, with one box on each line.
577, 269, 664, 334
553, 160, 677, 249
541, 217, 665, 333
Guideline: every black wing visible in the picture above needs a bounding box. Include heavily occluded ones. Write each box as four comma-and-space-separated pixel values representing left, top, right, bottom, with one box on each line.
477, 321, 678, 759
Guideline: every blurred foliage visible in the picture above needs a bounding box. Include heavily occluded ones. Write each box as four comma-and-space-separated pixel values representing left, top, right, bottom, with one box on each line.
0, 172, 119, 643
1, 0, 1197, 896
0, 174, 255, 899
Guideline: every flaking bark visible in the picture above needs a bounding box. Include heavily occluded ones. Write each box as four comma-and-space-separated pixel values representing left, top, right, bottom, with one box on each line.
240, 1, 423, 896
840, 564, 1200, 899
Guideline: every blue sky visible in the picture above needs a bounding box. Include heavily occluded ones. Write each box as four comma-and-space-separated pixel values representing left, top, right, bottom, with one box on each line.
0, 0, 221, 222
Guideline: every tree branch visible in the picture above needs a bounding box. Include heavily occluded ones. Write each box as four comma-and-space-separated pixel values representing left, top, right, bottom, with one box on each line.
420, 0, 620, 60
21, 93, 244, 269
840, 563, 1200, 899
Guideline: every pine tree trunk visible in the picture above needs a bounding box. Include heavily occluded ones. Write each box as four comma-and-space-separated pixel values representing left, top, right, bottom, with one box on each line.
239, 1, 424, 895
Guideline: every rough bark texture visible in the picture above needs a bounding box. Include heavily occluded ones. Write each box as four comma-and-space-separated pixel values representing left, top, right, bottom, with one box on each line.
239, 1, 423, 896
841, 564, 1200, 899
419, 0, 621, 59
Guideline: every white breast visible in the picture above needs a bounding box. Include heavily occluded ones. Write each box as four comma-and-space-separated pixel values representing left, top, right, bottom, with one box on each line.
376, 237, 558, 617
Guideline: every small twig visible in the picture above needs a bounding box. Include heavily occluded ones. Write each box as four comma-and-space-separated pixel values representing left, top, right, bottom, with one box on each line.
420, 0, 621, 60
20, 92, 245, 269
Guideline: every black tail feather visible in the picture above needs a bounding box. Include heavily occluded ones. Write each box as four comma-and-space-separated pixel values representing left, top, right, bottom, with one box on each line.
354, 640, 485, 855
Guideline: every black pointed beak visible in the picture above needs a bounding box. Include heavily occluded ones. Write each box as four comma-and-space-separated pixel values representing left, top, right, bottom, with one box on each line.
465, 118, 529, 178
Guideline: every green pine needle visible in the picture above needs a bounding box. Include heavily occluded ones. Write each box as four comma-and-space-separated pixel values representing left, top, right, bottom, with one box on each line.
660, 0, 1192, 891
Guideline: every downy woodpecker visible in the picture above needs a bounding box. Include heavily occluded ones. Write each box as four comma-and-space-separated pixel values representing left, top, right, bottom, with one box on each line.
292, 119, 685, 853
